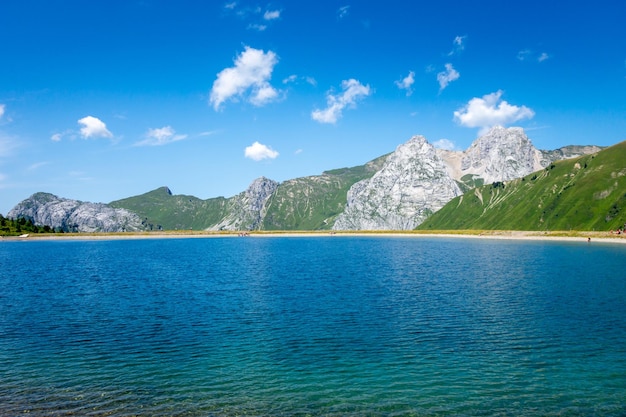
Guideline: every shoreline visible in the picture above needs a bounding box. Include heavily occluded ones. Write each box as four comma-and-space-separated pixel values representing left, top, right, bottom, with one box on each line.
3, 230, 626, 245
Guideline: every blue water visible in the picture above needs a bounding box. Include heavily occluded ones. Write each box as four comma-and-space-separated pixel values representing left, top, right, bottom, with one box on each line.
1, 236, 625, 416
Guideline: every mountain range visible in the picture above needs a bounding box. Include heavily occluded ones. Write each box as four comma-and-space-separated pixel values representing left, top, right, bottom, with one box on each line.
7, 126, 608, 232
419, 139, 626, 231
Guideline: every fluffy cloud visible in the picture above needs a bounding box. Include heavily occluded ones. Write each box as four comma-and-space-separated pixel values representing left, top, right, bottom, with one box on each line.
78, 116, 113, 139
248, 23, 267, 31
453, 90, 535, 133
244, 141, 279, 161
437, 63, 459, 91
448, 35, 466, 56
311, 79, 371, 124
210, 46, 280, 110
135, 126, 188, 146
395, 71, 415, 96
433, 139, 457, 151
264, 10, 280, 20
0, 104, 5, 119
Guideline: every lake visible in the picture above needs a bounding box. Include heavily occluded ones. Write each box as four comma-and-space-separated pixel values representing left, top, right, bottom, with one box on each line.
1, 236, 625, 416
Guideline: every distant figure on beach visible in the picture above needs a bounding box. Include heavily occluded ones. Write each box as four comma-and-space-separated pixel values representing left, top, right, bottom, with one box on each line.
588, 237, 591, 242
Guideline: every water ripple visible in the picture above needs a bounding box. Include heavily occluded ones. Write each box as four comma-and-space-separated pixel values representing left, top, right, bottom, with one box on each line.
1, 237, 626, 416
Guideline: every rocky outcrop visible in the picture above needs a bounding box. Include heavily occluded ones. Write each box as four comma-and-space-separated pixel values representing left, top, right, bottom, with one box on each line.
333, 126, 601, 230
438, 126, 544, 187
207, 177, 279, 231
540, 144, 604, 164
333, 135, 463, 230
8, 127, 603, 232
7, 192, 146, 232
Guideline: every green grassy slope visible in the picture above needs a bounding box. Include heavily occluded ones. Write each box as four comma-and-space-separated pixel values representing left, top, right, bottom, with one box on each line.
418, 141, 626, 231
261, 155, 389, 230
111, 154, 388, 231
110, 187, 228, 230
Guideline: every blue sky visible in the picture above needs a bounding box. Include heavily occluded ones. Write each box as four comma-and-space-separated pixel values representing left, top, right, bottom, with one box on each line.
1, 0, 625, 215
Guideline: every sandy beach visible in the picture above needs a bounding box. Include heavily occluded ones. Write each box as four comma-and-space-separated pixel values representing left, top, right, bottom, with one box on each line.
3, 230, 626, 245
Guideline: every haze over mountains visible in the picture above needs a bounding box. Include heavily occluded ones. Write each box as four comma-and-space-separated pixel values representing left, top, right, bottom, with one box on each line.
8, 127, 605, 232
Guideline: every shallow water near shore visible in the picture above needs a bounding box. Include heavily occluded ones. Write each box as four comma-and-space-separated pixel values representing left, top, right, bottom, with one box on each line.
1, 236, 625, 416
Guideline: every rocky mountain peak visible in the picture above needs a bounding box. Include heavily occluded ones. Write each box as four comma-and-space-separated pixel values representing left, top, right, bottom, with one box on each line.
438, 125, 544, 185
208, 177, 279, 231
8, 193, 146, 232
333, 135, 463, 230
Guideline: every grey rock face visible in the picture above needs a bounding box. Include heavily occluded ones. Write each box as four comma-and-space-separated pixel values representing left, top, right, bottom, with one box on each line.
333, 136, 463, 230
208, 177, 279, 231
8, 192, 146, 232
332, 126, 601, 231
438, 126, 544, 184
540, 144, 603, 165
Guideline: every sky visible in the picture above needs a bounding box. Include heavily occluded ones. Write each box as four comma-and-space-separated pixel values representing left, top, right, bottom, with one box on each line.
1, 0, 625, 215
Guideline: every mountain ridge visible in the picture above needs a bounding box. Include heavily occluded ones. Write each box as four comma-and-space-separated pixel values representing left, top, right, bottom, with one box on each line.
419, 140, 626, 231
8, 127, 606, 232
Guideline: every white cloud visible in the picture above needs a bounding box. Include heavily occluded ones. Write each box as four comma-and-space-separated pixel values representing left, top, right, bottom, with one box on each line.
135, 126, 188, 146
210, 46, 280, 110
433, 139, 457, 151
453, 90, 535, 133
282, 74, 317, 86
50, 133, 62, 142
224, 2, 237, 10
337, 5, 350, 19
0, 104, 5, 119
264, 10, 280, 20
518, 49, 550, 63
244, 141, 279, 161
448, 35, 466, 55
77, 116, 113, 139
437, 63, 459, 91
311, 79, 371, 124
395, 71, 415, 96
250, 84, 279, 106
248, 23, 267, 31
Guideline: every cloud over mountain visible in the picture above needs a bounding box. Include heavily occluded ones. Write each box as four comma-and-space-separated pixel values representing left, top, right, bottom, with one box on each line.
245, 141, 279, 161
453, 90, 535, 134
210, 46, 280, 110
311, 79, 371, 124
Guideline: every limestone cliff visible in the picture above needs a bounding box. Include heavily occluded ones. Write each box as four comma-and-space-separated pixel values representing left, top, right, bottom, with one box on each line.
438, 126, 545, 186
208, 177, 279, 231
333, 136, 463, 230
333, 126, 601, 230
8, 192, 146, 232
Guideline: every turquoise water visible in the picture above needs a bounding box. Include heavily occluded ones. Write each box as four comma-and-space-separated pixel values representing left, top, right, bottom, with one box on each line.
1, 236, 625, 416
